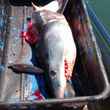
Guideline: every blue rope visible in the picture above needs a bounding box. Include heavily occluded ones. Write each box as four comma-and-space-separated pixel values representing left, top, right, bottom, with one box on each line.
85, 0, 110, 45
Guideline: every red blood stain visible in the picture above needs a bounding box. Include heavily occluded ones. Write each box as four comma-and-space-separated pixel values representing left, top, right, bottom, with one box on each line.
20, 21, 39, 45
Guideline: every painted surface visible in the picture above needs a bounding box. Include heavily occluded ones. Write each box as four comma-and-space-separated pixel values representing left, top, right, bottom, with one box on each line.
0, 6, 6, 63
0, 6, 40, 102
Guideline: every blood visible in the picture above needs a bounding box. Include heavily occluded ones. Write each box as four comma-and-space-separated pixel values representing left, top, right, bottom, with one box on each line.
64, 59, 73, 80
33, 90, 44, 100
20, 20, 39, 45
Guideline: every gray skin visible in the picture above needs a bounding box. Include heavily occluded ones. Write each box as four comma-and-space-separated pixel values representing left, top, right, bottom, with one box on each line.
32, 10, 77, 98
8, 63, 44, 74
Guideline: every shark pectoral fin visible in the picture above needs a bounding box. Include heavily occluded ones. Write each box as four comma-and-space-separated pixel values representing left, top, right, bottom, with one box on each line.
8, 63, 44, 75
